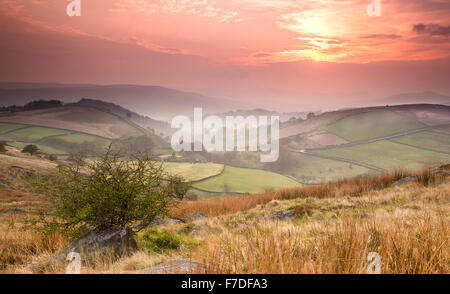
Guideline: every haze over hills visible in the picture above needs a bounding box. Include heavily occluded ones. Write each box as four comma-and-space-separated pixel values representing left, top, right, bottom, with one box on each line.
0, 83, 244, 120
2, 82, 449, 121
379, 92, 450, 106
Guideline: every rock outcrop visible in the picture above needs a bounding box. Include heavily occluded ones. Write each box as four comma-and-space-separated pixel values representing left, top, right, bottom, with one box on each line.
393, 176, 418, 187
269, 210, 295, 221
52, 225, 137, 263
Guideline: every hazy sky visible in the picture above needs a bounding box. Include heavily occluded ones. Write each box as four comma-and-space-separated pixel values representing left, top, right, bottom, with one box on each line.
1, 0, 449, 109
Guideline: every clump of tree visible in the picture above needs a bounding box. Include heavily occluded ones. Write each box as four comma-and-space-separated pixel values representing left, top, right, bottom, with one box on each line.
32, 145, 190, 239
0, 100, 63, 112
0, 141, 6, 152
306, 112, 316, 120
21, 144, 39, 155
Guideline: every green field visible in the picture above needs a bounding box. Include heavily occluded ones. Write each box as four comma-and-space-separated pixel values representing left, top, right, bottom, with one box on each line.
390, 131, 450, 153
5, 127, 72, 141
286, 153, 375, 184
322, 110, 425, 141
37, 134, 111, 154
0, 125, 113, 155
0, 123, 27, 134
162, 162, 224, 182
316, 141, 450, 171
7, 141, 66, 154
193, 166, 301, 194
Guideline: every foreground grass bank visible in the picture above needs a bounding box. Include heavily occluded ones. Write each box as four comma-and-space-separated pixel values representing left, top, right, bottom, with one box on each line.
0, 168, 448, 274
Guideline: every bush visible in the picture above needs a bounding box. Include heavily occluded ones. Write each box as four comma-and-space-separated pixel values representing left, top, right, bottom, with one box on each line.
34, 145, 188, 238
0, 141, 6, 152
21, 144, 39, 155
47, 154, 58, 161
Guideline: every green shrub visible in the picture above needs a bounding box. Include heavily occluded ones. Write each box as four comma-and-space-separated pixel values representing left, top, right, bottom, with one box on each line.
21, 144, 39, 155
0, 141, 6, 152
33, 145, 187, 238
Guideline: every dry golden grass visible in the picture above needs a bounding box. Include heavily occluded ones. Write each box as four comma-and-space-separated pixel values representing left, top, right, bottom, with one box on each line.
0, 219, 68, 273
174, 169, 442, 218
193, 181, 449, 274
0, 168, 448, 274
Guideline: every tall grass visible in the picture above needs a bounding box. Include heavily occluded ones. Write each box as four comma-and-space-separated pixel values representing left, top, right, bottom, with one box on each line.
198, 214, 448, 274
0, 221, 67, 273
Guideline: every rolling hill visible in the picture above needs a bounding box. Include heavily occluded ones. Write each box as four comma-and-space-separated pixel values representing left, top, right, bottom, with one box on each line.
0, 104, 170, 155
381, 92, 450, 106
0, 83, 241, 120
70, 99, 172, 136
275, 104, 450, 183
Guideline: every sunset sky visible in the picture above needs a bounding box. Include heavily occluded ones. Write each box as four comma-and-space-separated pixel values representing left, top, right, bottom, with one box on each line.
1, 0, 449, 109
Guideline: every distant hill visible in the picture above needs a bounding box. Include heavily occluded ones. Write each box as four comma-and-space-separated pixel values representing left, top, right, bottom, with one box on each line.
280, 104, 450, 139
0, 83, 241, 120
215, 109, 310, 122
381, 92, 450, 106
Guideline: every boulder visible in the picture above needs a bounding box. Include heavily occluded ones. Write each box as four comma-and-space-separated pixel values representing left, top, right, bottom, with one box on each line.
189, 212, 206, 221
10, 208, 23, 214
432, 170, 450, 177
52, 225, 137, 263
393, 176, 418, 187
269, 210, 295, 221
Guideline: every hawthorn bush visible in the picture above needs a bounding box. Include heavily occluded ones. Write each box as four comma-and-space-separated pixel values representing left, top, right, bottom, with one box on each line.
35, 145, 189, 238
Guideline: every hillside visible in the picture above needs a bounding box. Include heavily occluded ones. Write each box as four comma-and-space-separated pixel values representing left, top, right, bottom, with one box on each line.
0, 83, 242, 120
0, 105, 143, 138
270, 104, 450, 184
0, 105, 170, 155
381, 92, 450, 106
70, 99, 172, 136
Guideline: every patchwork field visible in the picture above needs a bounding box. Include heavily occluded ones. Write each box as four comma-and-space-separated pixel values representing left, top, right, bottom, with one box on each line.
0, 106, 144, 139
390, 131, 450, 153
391, 104, 450, 126
286, 152, 375, 184
316, 141, 450, 171
435, 126, 450, 135
0, 123, 26, 134
7, 141, 66, 155
0, 123, 112, 155
162, 162, 224, 182
3, 127, 71, 142
193, 166, 301, 194
321, 109, 426, 141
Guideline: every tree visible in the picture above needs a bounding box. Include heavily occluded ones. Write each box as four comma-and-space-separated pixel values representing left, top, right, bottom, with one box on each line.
307, 112, 315, 120
0, 141, 6, 152
35, 145, 188, 238
21, 144, 39, 155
